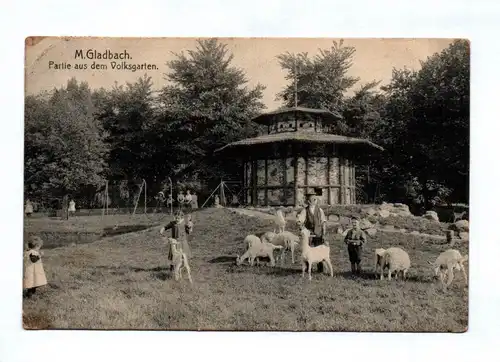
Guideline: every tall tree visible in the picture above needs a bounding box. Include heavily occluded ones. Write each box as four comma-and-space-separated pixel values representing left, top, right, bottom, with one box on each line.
383, 40, 470, 205
158, 38, 266, 183
276, 40, 360, 134
95, 75, 160, 182
24, 78, 109, 200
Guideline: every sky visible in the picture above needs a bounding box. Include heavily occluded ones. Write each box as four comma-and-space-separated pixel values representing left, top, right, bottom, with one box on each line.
25, 37, 454, 111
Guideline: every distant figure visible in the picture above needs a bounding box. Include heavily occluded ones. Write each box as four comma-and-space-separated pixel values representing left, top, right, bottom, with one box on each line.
191, 191, 199, 210
25, 199, 34, 217
214, 195, 220, 208
68, 199, 76, 217
166, 193, 173, 207
184, 190, 193, 212
23, 236, 47, 298
232, 194, 239, 207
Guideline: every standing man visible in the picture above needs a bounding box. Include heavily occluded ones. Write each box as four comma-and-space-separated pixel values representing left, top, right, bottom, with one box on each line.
297, 190, 328, 273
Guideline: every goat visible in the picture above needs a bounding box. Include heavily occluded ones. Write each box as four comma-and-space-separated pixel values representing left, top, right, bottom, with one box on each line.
298, 225, 333, 280
236, 237, 283, 267
167, 238, 193, 284
428, 249, 468, 289
274, 209, 286, 234
375, 247, 411, 281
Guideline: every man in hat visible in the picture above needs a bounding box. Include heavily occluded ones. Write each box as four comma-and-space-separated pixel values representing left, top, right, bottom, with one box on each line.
297, 190, 328, 272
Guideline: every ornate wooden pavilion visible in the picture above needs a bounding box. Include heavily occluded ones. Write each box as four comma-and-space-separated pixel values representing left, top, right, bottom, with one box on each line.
214, 107, 383, 207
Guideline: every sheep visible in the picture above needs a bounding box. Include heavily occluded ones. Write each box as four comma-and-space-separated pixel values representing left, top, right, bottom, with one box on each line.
375, 247, 411, 281
260, 231, 276, 244
271, 231, 300, 265
298, 224, 333, 280
166, 238, 193, 284
236, 238, 283, 267
244, 234, 262, 250
428, 249, 468, 289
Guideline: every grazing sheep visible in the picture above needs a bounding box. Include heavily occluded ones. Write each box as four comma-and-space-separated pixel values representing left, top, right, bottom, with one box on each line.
428, 249, 468, 288
299, 225, 333, 281
274, 209, 286, 233
236, 238, 283, 267
375, 247, 411, 281
260, 231, 277, 244
166, 238, 193, 284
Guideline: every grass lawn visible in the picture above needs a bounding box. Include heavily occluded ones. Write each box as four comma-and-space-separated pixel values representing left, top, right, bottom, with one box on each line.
22, 208, 468, 332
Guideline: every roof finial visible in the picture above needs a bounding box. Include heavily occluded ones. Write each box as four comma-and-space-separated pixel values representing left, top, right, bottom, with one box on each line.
294, 57, 298, 108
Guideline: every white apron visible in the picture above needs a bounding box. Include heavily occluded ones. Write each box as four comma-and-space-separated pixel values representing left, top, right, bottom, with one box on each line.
23, 250, 47, 289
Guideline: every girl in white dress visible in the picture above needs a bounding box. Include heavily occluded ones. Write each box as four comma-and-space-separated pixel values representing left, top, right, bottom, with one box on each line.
23, 236, 47, 298
68, 199, 76, 217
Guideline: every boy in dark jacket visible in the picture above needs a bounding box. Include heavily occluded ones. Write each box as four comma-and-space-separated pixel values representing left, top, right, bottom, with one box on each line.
344, 217, 367, 275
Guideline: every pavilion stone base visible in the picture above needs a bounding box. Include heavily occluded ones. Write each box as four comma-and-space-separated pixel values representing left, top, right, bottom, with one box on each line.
244, 156, 356, 206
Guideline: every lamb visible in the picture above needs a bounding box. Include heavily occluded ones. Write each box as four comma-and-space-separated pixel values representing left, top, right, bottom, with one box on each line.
271, 231, 300, 265
375, 247, 411, 281
236, 237, 283, 267
428, 249, 468, 289
244, 234, 262, 250
298, 224, 333, 280
166, 238, 193, 284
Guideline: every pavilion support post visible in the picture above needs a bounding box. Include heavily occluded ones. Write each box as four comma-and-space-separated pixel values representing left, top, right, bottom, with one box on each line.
339, 149, 344, 205
293, 146, 299, 207
327, 154, 332, 206
252, 160, 257, 206
264, 159, 269, 206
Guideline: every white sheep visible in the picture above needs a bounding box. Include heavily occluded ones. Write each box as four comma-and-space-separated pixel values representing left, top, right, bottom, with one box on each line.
375, 247, 411, 281
244, 234, 262, 250
298, 225, 333, 280
236, 237, 283, 267
428, 249, 468, 289
166, 238, 193, 284
260, 231, 276, 244
271, 231, 300, 265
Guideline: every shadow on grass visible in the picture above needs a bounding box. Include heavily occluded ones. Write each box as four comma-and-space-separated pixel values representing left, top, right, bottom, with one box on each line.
335, 270, 433, 283
208, 256, 237, 264
102, 224, 151, 237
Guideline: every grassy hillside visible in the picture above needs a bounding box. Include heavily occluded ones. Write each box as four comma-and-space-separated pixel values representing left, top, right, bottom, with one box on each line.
22, 208, 468, 331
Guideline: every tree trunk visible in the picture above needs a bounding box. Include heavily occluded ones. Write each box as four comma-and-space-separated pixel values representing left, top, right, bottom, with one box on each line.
61, 194, 69, 220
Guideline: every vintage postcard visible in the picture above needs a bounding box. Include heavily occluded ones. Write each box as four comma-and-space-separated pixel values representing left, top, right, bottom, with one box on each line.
23, 37, 469, 331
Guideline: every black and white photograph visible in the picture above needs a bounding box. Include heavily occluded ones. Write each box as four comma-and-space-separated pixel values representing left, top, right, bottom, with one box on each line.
23, 36, 469, 332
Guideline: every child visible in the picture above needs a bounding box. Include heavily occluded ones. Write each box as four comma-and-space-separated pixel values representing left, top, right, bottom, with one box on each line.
25, 199, 34, 218
23, 236, 47, 298
344, 217, 367, 275
177, 191, 185, 212
191, 191, 199, 210
160, 211, 193, 270
184, 190, 193, 212
68, 199, 76, 217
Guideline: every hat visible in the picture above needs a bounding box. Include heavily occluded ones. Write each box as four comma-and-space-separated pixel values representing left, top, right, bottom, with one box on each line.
305, 188, 316, 197
305, 188, 323, 197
